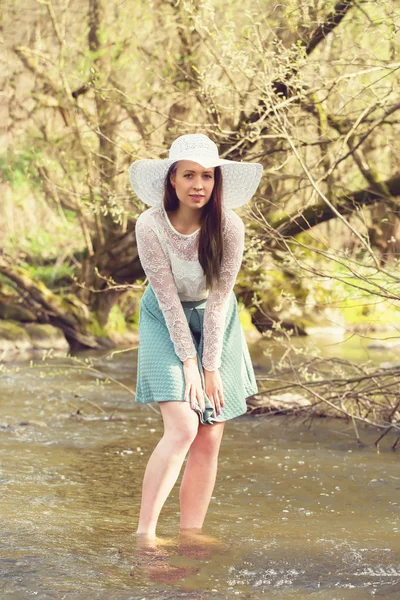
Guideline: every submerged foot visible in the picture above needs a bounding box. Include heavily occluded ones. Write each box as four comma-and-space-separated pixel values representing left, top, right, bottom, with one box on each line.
179, 527, 219, 544
178, 528, 223, 558
135, 531, 157, 549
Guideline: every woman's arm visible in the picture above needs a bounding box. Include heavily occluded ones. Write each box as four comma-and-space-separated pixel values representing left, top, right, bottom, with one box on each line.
135, 213, 197, 363
202, 210, 245, 371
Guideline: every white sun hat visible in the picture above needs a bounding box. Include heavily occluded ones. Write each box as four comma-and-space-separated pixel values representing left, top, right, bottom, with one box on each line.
128, 133, 263, 209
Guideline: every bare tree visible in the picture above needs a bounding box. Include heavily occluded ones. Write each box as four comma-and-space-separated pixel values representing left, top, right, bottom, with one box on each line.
1, 0, 399, 349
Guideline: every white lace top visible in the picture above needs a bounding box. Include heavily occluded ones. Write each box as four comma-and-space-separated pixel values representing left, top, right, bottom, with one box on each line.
135, 204, 245, 371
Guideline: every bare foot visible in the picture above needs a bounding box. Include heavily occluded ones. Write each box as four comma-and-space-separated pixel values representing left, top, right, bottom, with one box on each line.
132, 535, 198, 584
135, 532, 158, 550
179, 528, 220, 544
178, 529, 224, 559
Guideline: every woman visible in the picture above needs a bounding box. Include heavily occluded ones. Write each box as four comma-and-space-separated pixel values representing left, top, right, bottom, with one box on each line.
129, 133, 263, 538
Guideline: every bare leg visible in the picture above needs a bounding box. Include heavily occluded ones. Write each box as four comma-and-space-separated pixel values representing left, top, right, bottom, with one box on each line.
179, 421, 225, 530
136, 402, 199, 536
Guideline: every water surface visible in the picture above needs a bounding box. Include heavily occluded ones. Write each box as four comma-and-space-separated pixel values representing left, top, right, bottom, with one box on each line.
0, 339, 399, 599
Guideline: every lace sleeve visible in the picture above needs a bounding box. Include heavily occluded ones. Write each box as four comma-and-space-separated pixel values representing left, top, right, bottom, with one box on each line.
202, 211, 245, 371
135, 213, 197, 363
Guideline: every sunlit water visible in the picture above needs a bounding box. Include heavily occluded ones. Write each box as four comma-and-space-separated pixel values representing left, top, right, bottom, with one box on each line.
0, 333, 399, 599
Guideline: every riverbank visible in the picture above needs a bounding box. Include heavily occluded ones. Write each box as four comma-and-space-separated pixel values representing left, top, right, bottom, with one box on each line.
0, 319, 139, 361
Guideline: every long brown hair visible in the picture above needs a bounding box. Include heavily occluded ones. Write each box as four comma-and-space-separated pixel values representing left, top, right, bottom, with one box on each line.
163, 162, 224, 290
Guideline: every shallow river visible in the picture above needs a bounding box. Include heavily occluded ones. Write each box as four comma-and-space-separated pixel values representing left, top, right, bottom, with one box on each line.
0, 333, 399, 599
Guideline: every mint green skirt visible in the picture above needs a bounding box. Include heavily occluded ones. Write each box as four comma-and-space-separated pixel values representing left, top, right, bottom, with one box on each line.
135, 284, 258, 425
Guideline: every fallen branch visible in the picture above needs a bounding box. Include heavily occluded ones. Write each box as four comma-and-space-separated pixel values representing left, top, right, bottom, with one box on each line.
248, 357, 400, 449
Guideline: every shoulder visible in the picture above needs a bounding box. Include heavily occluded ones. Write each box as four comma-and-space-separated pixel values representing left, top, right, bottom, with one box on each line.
135, 206, 160, 231
223, 208, 244, 235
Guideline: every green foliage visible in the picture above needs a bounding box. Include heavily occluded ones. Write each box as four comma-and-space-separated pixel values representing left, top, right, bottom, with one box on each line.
87, 316, 108, 338
237, 301, 256, 332
330, 258, 400, 327
106, 305, 127, 334
126, 302, 140, 329
3, 169, 83, 261
0, 148, 42, 188
88, 305, 132, 339
7, 220, 81, 261
0, 320, 28, 340
115, 290, 141, 331
20, 262, 74, 289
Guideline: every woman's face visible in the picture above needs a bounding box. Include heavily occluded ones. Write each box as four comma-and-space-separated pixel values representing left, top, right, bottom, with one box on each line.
170, 160, 215, 210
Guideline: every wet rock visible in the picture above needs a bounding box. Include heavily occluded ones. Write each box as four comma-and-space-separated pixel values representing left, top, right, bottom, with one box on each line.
0, 321, 32, 351
23, 323, 68, 350
17, 420, 48, 427
0, 320, 69, 356
379, 361, 400, 369
368, 339, 400, 349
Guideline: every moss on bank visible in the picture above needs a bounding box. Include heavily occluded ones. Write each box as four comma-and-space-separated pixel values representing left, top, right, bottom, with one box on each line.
0, 320, 69, 353
0, 321, 29, 341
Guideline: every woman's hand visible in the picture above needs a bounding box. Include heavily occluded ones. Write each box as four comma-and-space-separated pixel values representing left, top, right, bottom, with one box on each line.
183, 357, 206, 413
203, 368, 224, 416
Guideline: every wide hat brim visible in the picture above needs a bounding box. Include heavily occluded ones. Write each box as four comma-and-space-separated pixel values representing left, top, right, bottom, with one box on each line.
128, 157, 263, 209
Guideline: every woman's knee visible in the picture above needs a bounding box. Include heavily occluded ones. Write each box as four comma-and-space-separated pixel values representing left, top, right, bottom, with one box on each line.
166, 425, 198, 448
190, 423, 225, 457
159, 401, 199, 448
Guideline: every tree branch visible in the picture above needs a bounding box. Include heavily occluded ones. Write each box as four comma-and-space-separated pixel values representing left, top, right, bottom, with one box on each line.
0, 258, 98, 349
274, 175, 400, 237
305, 0, 355, 56
241, 1, 356, 139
